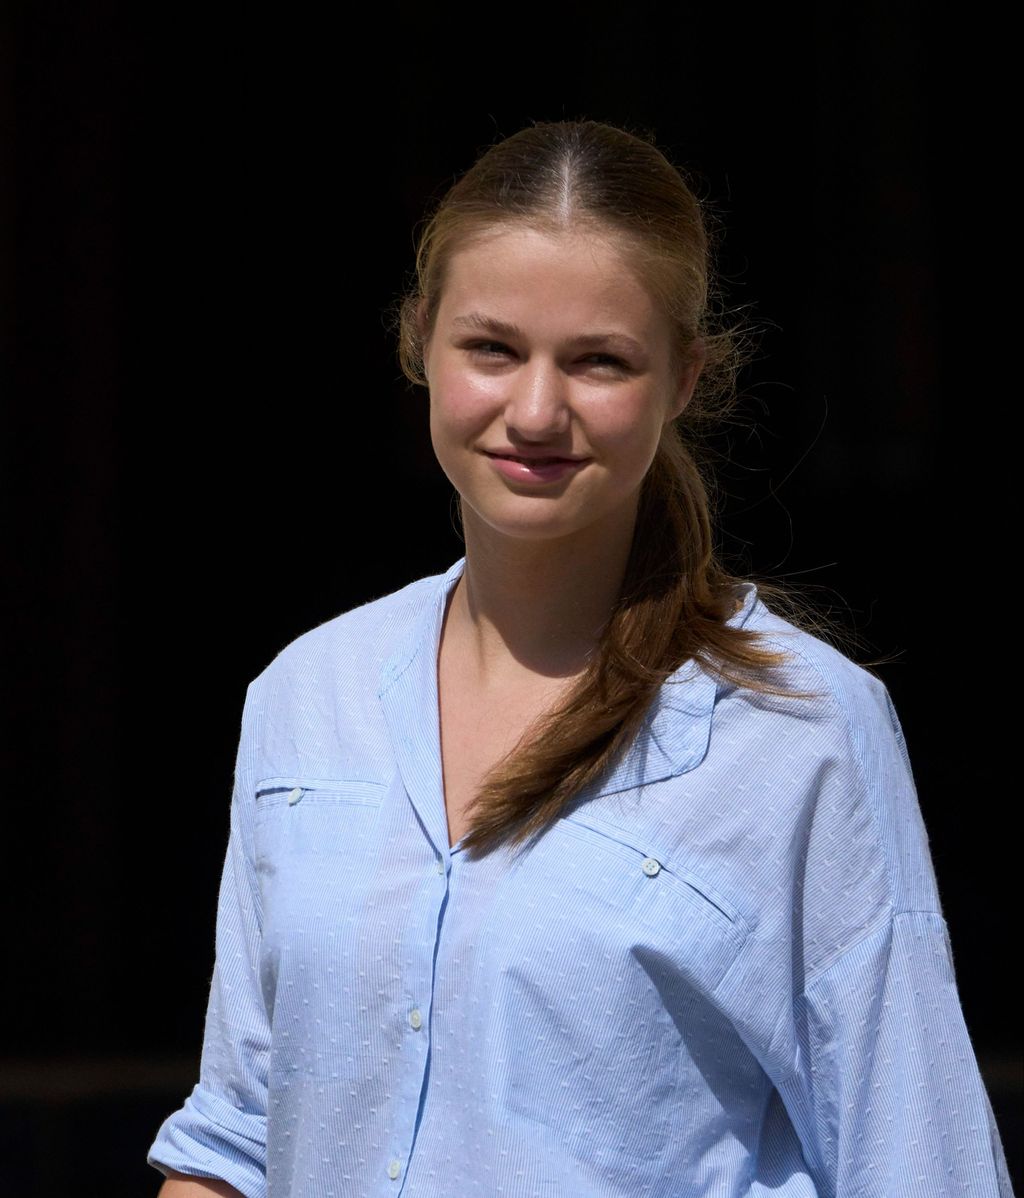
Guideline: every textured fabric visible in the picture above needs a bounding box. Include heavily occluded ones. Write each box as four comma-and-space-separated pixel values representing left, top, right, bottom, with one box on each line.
146, 556, 1013, 1197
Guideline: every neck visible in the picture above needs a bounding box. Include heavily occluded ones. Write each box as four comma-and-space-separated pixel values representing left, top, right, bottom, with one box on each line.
447, 501, 638, 686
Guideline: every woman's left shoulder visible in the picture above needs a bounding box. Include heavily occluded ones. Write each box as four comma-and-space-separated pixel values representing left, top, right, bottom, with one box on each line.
736, 586, 901, 739
721, 589, 943, 949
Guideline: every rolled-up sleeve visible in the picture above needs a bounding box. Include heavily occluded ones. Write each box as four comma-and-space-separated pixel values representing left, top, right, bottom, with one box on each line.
796, 908, 1013, 1196
146, 679, 270, 1198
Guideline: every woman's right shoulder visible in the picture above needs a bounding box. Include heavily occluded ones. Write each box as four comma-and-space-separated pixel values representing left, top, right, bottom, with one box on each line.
228, 567, 454, 789
246, 566, 449, 698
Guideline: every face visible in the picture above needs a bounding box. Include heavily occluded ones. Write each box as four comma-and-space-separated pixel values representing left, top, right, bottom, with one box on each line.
421, 225, 701, 550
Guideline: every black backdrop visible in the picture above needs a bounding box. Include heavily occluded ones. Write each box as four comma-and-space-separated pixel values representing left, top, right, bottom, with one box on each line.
3, 4, 1017, 1195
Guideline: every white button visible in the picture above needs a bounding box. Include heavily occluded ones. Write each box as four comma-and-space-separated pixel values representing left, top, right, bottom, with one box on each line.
287, 787, 303, 805
436, 859, 445, 874
641, 857, 661, 876
387, 1159, 401, 1179
409, 1007, 422, 1030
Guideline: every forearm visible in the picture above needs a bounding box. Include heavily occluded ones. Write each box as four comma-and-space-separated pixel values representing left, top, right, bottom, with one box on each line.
157, 1169, 246, 1198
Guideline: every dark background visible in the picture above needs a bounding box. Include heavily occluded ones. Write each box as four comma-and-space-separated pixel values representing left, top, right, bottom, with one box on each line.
2, 4, 1016, 1195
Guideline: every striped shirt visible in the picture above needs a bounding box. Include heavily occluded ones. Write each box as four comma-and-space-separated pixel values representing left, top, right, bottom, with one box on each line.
146, 555, 1012, 1197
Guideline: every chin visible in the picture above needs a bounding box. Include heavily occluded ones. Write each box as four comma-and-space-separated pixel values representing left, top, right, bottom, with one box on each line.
471, 510, 596, 544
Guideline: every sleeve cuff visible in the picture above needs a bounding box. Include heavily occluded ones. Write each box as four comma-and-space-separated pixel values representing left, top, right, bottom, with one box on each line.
146, 1081, 267, 1198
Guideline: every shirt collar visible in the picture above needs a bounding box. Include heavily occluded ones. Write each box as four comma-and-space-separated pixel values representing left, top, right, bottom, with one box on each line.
377, 555, 467, 699
378, 558, 760, 851
594, 577, 760, 796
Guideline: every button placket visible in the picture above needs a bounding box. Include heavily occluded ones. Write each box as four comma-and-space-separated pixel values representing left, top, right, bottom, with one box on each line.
388, 856, 444, 1189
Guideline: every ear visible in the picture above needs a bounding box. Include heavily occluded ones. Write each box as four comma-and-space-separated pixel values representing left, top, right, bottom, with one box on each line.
416, 297, 432, 381
415, 296, 429, 340
666, 340, 706, 424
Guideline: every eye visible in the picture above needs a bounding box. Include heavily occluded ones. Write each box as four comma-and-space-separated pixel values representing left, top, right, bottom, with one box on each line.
466, 340, 513, 359
582, 353, 628, 370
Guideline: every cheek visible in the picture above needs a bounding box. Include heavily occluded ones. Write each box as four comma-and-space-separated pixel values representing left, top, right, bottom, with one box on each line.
587, 391, 667, 459
429, 367, 498, 438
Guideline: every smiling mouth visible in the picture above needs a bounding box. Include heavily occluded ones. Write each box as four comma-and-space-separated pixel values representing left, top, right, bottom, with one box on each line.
485, 452, 584, 465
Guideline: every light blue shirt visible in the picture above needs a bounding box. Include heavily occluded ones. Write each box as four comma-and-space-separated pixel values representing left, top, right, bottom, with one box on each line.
147, 556, 1012, 1197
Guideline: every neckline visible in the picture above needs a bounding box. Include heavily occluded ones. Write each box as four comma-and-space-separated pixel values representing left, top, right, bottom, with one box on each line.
438, 559, 468, 855
380, 556, 762, 864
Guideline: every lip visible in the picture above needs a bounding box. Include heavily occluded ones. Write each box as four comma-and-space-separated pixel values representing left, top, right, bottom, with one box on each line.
482, 450, 590, 484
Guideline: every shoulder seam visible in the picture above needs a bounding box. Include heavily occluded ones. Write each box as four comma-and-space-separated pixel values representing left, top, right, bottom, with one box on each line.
798, 908, 946, 997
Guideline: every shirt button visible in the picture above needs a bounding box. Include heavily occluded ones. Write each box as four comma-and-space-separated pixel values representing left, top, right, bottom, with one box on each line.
409, 1007, 423, 1030
641, 857, 661, 876
287, 787, 303, 805
387, 1159, 401, 1179
436, 859, 445, 874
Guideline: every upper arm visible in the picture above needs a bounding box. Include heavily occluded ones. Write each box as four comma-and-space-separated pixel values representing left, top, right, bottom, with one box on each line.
791, 910, 1012, 1196
785, 669, 1010, 1193
145, 679, 270, 1195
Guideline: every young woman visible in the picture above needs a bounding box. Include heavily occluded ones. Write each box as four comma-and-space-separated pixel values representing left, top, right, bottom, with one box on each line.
148, 120, 1012, 1197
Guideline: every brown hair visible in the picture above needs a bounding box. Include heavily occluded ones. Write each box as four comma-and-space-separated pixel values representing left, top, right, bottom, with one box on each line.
391, 118, 875, 861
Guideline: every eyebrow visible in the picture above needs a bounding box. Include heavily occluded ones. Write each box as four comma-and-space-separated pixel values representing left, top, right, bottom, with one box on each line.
450, 312, 646, 357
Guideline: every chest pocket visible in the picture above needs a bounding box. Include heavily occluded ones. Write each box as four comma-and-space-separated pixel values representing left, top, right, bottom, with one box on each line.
539, 814, 749, 994
254, 777, 386, 851
253, 777, 386, 945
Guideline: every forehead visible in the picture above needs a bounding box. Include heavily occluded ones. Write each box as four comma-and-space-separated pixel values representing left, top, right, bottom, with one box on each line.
439, 226, 659, 329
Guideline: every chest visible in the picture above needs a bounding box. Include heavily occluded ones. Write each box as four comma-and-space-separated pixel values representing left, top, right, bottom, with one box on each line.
251, 762, 759, 1176
436, 654, 573, 847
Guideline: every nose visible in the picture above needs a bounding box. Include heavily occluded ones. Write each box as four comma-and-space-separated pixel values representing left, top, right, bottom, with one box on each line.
502, 356, 571, 441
